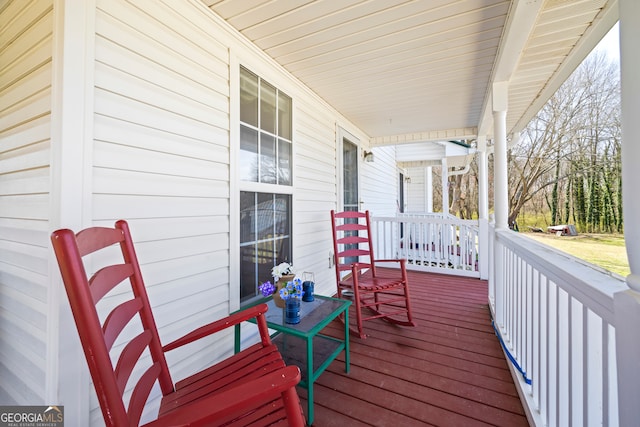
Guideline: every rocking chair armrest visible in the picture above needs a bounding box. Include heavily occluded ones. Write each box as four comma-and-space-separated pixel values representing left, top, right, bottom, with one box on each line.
163, 303, 269, 352
143, 366, 304, 427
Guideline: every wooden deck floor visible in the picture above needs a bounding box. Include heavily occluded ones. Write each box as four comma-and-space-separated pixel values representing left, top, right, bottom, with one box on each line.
299, 271, 529, 426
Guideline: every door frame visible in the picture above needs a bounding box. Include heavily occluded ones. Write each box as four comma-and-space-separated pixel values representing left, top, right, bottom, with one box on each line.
337, 126, 361, 212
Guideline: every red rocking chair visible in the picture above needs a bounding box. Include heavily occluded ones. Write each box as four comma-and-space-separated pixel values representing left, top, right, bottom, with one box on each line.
331, 210, 415, 338
51, 220, 305, 426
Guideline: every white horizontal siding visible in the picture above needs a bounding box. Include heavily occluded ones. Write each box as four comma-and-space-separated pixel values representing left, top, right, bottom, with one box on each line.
406, 166, 428, 212
92, 0, 232, 422
93, 140, 228, 188
0, 0, 53, 405
290, 95, 342, 295
361, 146, 399, 217
0, 2, 52, 73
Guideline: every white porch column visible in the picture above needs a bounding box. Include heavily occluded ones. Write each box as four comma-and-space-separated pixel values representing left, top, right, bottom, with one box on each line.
620, 0, 640, 289
477, 136, 489, 280
49, 0, 96, 424
425, 166, 433, 213
477, 136, 489, 219
616, 1, 640, 425
492, 82, 509, 330
441, 157, 448, 216
492, 82, 509, 230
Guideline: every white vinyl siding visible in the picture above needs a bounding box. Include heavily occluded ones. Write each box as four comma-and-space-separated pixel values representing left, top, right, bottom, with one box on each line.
91, 1, 232, 423
406, 166, 429, 213
361, 146, 400, 216
0, 0, 54, 405
291, 101, 338, 291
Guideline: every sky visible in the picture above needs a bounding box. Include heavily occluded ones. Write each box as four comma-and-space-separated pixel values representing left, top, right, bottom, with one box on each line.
593, 22, 620, 62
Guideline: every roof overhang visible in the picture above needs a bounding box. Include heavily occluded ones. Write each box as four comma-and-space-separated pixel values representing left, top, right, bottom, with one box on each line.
204, 0, 618, 157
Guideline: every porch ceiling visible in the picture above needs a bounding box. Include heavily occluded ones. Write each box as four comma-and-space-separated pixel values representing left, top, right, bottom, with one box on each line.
204, 0, 617, 146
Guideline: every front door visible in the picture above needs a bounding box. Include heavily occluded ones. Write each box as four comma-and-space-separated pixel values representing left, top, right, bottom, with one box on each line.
342, 137, 358, 212
340, 132, 359, 265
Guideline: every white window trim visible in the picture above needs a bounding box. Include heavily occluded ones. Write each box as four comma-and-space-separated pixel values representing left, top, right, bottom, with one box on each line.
231, 53, 296, 307
229, 53, 241, 312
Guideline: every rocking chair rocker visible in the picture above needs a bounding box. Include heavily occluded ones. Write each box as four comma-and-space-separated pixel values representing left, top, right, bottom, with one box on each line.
51, 220, 305, 426
330, 210, 415, 338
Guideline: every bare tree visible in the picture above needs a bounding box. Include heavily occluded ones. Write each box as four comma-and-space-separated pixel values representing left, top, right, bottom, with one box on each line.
507, 52, 621, 231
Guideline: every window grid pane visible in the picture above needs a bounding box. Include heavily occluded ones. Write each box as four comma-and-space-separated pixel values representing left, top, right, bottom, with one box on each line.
240, 67, 258, 127
278, 92, 292, 140
240, 125, 258, 181
240, 71, 291, 185
278, 138, 291, 185
260, 81, 277, 134
240, 191, 292, 303
260, 133, 277, 184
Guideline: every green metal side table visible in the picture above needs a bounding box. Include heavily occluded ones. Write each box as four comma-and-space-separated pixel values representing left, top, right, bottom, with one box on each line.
235, 295, 351, 425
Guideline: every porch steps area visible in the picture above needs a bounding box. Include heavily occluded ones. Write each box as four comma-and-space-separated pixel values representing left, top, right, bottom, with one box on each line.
301, 271, 528, 426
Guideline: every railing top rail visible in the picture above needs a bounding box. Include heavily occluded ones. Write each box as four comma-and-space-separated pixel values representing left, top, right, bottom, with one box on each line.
495, 228, 627, 322
373, 215, 479, 226
398, 212, 459, 220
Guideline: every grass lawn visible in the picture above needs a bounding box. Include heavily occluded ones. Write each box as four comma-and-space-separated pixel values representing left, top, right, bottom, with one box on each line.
521, 232, 630, 278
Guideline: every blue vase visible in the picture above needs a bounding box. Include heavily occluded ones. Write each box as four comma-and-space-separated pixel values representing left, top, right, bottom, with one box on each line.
284, 298, 301, 324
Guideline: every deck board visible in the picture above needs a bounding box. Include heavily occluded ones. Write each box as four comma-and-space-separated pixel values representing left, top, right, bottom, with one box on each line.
300, 270, 529, 426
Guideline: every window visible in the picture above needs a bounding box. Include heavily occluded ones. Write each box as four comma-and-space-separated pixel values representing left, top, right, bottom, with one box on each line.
239, 67, 293, 303
239, 67, 292, 185
239, 192, 291, 302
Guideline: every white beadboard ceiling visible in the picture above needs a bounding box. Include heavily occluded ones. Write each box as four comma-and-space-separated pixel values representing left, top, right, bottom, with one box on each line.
204, 0, 617, 147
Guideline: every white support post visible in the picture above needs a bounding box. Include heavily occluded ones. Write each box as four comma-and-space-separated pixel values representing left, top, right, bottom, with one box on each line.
477, 136, 489, 220
616, 1, 640, 425
441, 157, 448, 216
492, 82, 509, 230
425, 166, 433, 213
50, 0, 95, 423
477, 136, 489, 280
492, 82, 509, 330
620, 0, 640, 290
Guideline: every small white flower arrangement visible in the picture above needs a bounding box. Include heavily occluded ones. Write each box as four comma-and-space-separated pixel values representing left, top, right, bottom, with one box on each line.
271, 262, 295, 281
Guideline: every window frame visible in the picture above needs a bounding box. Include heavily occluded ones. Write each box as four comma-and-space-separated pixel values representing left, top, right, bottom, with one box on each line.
234, 63, 295, 306
239, 66, 293, 187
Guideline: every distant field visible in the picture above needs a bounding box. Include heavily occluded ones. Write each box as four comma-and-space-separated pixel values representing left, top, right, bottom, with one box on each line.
521, 232, 630, 277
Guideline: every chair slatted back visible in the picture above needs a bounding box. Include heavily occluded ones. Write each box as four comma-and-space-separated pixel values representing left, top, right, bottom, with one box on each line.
51, 220, 172, 427
330, 210, 377, 279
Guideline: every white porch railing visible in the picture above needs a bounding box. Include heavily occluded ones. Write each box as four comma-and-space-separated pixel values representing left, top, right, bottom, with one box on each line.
371, 214, 480, 278
370, 214, 631, 426
490, 226, 628, 427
